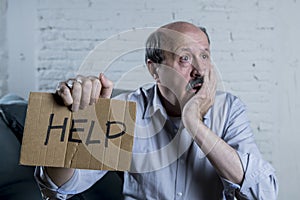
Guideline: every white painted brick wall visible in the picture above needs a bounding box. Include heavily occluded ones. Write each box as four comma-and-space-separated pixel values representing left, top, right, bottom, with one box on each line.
0, 0, 8, 97
2, 0, 300, 199
35, 0, 278, 163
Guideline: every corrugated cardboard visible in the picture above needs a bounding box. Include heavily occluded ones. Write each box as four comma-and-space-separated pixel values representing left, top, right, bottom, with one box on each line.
20, 92, 136, 171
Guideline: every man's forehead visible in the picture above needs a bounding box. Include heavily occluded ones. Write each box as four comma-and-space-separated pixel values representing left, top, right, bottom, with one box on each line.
179, 46, 210, 53
157, 28, 210, 53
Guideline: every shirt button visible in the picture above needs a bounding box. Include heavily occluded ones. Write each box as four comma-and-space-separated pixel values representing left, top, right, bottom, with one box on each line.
177, 192, 183, 197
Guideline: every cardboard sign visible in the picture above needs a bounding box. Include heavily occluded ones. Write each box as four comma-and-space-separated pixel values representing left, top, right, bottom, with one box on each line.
20, 92, 136, 171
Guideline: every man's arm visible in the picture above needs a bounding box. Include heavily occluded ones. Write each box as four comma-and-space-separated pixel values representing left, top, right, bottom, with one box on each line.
35, 167, 108, 199
222, 96, 278, 199
35, 73, 114, 198
183, 110, 244, 184
45, 73, 113, 186
182, 67, 277, 199
198, 125, 243, 184
45, 167, 75, 187
183, 67, 243, 184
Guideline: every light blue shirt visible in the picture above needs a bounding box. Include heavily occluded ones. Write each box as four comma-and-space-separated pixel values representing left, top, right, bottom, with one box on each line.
35, 84, 278, 199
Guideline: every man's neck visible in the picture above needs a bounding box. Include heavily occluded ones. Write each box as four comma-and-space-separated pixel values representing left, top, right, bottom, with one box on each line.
157, 87, 182, 117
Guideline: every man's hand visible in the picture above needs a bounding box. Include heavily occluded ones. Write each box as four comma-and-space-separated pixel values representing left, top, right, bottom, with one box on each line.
182, 66, 244, 184
45, 73, 113, 187
56, 73, 113, 111
182, 66, 217, 135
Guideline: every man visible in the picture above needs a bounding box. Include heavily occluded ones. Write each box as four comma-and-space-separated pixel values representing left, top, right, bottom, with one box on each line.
35, 21, 278, 199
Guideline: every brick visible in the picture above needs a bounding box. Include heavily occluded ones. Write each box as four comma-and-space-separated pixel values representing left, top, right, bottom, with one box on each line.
38, 0, 90, 9
43, 40, 92, 51
39, 18, 91, 30
38, 49, 67, 60
63, 30, 105, 40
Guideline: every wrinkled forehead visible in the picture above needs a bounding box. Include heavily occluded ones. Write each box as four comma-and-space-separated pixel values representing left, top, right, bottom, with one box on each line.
156, 28, 210, 53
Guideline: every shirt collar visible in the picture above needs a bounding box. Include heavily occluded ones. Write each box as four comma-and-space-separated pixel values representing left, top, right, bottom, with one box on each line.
142, 84, 168, 119
142, 84, 212, 122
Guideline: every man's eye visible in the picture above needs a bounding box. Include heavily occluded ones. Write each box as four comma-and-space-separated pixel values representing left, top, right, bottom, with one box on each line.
201, 54, 209, 60
179, 55, 190, 63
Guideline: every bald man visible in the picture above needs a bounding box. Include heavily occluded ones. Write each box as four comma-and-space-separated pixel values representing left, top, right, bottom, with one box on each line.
35, 21, 278, 200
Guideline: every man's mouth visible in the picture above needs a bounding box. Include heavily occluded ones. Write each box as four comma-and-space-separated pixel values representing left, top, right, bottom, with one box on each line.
186, 76, 204, 93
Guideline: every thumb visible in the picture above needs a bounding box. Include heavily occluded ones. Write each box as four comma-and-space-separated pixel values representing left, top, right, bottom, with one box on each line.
99, 73, 113, 98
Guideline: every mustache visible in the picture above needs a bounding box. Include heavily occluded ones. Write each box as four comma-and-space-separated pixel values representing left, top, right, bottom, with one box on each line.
186, 76, 204, 92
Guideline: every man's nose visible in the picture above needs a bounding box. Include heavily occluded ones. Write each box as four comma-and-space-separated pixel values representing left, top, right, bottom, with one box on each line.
191, 57, 206, 75
190, 68, 201, 78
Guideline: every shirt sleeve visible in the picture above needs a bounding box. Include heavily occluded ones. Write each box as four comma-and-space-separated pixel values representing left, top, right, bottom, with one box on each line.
221, 96, 278, 199
34, 166, 107, 199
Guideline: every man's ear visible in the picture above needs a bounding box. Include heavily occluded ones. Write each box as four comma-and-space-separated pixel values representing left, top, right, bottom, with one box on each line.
147, 59, 159, 80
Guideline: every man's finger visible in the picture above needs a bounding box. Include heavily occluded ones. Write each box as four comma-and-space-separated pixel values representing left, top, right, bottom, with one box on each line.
209, 65, 216, 83
56, 82, 73, 106
80, 79, 92, 109
90, 77, 101, 105
204, 68, 209, 84
99, 73, 113, 98
198, 69, 209, 98
71, 81, 82, 112
208, 66, 217, 95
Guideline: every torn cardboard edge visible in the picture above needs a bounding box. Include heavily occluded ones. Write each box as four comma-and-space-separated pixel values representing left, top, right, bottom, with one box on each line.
20, 92, 136, 171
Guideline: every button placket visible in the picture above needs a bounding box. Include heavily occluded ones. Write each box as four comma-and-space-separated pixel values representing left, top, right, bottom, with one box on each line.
174, 132, 188, 199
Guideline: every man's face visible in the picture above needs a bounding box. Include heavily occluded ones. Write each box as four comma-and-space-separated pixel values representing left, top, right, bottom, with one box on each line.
156, 28, 211, 108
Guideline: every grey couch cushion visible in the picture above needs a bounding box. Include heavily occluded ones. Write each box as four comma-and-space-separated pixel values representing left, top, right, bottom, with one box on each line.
0, 94, 42, 199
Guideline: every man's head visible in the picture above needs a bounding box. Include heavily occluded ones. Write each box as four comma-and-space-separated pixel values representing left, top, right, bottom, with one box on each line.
145, 22, 210, 64
145, 21, 213, 115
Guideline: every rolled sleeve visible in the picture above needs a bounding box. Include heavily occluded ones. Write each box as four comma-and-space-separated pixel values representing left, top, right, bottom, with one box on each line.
236, 152, 278, 199
222, 96, 278, 199
34, 166, 107, 199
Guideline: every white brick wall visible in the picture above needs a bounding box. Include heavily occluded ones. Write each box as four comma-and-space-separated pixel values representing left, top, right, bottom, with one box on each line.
35, 0, 277, 162
1, 0, 300, 199
0, 0, 8, 97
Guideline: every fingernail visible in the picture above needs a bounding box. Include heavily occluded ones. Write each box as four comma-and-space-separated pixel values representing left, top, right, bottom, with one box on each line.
99, 73, 104, 79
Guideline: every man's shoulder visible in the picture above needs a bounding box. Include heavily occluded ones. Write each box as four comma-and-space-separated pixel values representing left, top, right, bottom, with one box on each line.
111, 88, 133, 98
215, 90, 239, 104
212, 90, 245, 114
112, 84, 155, 102
205, 91, 248, 135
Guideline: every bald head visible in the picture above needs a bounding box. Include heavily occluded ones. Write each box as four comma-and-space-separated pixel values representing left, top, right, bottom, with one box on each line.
145, 21, 210, 64
161, 21, 200, 33
160, 21, 210, 45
